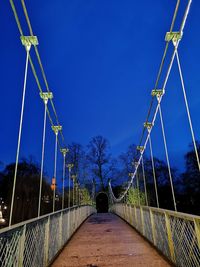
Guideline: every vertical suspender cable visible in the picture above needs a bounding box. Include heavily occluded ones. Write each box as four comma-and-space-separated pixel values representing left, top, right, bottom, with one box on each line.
9, 49, 30, 227
149, 135, 159, 208
175, 51, 200, 172
62, 153, 66, 210
53, 132, 58, 212
68, 167, 71, 238
159, 105, 177, 211
38, 99, 47, 217
68, 168, 71, 208
136, 170, 140, 205
73, 179, 75, 207
141, 155, 148, 206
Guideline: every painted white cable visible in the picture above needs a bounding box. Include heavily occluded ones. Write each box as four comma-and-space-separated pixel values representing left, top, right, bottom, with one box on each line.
62, 154, 66, 210
53, 133, 58, 213
149, 135, 159, 208
38, 102, 47, 217
9, 50, 30, 227
175, 51, 200, 172
159, 105, 177, 211
141, 155, 148, 206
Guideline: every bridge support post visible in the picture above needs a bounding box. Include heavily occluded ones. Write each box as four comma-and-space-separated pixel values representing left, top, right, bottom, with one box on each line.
194, 218, 200, 250
59, 212, 63, 248
165, 212, 175, 263
140, 207, 145, 235
134, 206, 138, 229
44, 216, 50, 266
18, 224, 26, 267
150, 209, 156, 246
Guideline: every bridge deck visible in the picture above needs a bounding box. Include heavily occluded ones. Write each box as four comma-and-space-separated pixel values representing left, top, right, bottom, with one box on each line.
51, 213, 171, 267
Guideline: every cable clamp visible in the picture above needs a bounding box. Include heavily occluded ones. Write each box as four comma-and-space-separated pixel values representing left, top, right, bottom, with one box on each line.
60, 148, 69, 156
67, 163, 74, 170
132, 161, 138, 168
71, 174, 77, 181
165, 31, 183, 46
137, 146, 144, 153
144, 122, 153, 132
51, 125, 62, 135
20, 35, 38, 51
151, 89, 164, 102
40, 92, 53, 105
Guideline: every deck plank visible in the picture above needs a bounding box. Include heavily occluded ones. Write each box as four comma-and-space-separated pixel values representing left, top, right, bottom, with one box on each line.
51, 213, 172, 267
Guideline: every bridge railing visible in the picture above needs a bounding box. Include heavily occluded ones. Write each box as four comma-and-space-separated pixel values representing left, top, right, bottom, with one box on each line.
0, 205, 96, 267
111, 203, 200, 267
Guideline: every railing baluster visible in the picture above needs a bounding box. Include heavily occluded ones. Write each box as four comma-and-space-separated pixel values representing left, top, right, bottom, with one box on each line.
44, 216, 50, 266
150, 209, 156, 246
194, 218, 200, 250
165, 212, 175, 263
18, 224, 26, 267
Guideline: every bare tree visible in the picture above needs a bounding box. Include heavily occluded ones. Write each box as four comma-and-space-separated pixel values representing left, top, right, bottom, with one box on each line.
87, 136, 111, 191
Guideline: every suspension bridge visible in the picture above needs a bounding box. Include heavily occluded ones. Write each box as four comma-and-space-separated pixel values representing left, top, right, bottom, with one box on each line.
0, 0, 200, 266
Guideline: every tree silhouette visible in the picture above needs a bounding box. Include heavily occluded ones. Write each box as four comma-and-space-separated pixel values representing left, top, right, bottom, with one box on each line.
0, 158, 53, 225
87, 136, 111, 191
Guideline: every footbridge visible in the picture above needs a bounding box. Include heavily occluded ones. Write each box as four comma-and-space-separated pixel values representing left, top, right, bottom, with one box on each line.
0, 0, 200, 266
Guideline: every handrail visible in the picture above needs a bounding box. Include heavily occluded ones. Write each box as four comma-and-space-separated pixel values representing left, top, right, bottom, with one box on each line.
0, 205, 96, 267
111, 203, 200, 267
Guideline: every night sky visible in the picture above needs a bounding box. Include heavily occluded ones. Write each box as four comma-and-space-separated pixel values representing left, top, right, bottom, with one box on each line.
0, 0, 200, 185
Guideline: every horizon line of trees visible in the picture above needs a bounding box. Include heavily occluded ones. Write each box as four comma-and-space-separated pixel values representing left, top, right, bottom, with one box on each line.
0, 135, 200, 226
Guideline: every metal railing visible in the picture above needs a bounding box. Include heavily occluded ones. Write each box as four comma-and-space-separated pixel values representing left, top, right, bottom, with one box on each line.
0, 205, 96, 267
111, 203, 200, 267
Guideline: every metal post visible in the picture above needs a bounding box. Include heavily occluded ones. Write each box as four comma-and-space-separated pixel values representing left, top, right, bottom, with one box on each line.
44, 216, 50, 266
165, 212, 175, 262
150, 209, 156, 246
134, 206, 138, 229
194, 218, 200, 250
18, 224, 26, 267
140, 207, 145, 235
59, 212, 63, 248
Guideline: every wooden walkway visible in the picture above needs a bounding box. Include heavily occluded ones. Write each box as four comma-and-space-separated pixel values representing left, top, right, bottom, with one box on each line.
51, 213, 172, 267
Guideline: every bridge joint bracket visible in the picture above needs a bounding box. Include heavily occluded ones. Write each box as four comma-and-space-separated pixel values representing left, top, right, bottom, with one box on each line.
40, 92, 53, 105
51, 125, 62, 135
165, 31, 183, 46
60, 148, 69, 156
20, 35, 38, 51
144, 122, 153, 132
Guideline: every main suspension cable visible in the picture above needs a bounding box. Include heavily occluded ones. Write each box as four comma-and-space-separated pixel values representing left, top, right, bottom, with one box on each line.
9, 0, 66, 150
20, 0, 66, 144
109, 0, 192, 203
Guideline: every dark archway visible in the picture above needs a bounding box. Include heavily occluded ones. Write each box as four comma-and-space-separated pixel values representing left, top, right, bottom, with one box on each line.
96, 192, 108, 213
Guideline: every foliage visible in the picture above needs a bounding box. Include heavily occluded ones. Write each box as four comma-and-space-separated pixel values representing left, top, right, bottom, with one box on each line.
80, 188, 93, 205
127, 188, 146, 205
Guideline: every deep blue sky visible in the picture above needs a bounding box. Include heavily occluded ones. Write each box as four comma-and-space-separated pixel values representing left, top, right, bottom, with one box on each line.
0, 0, 200, 183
